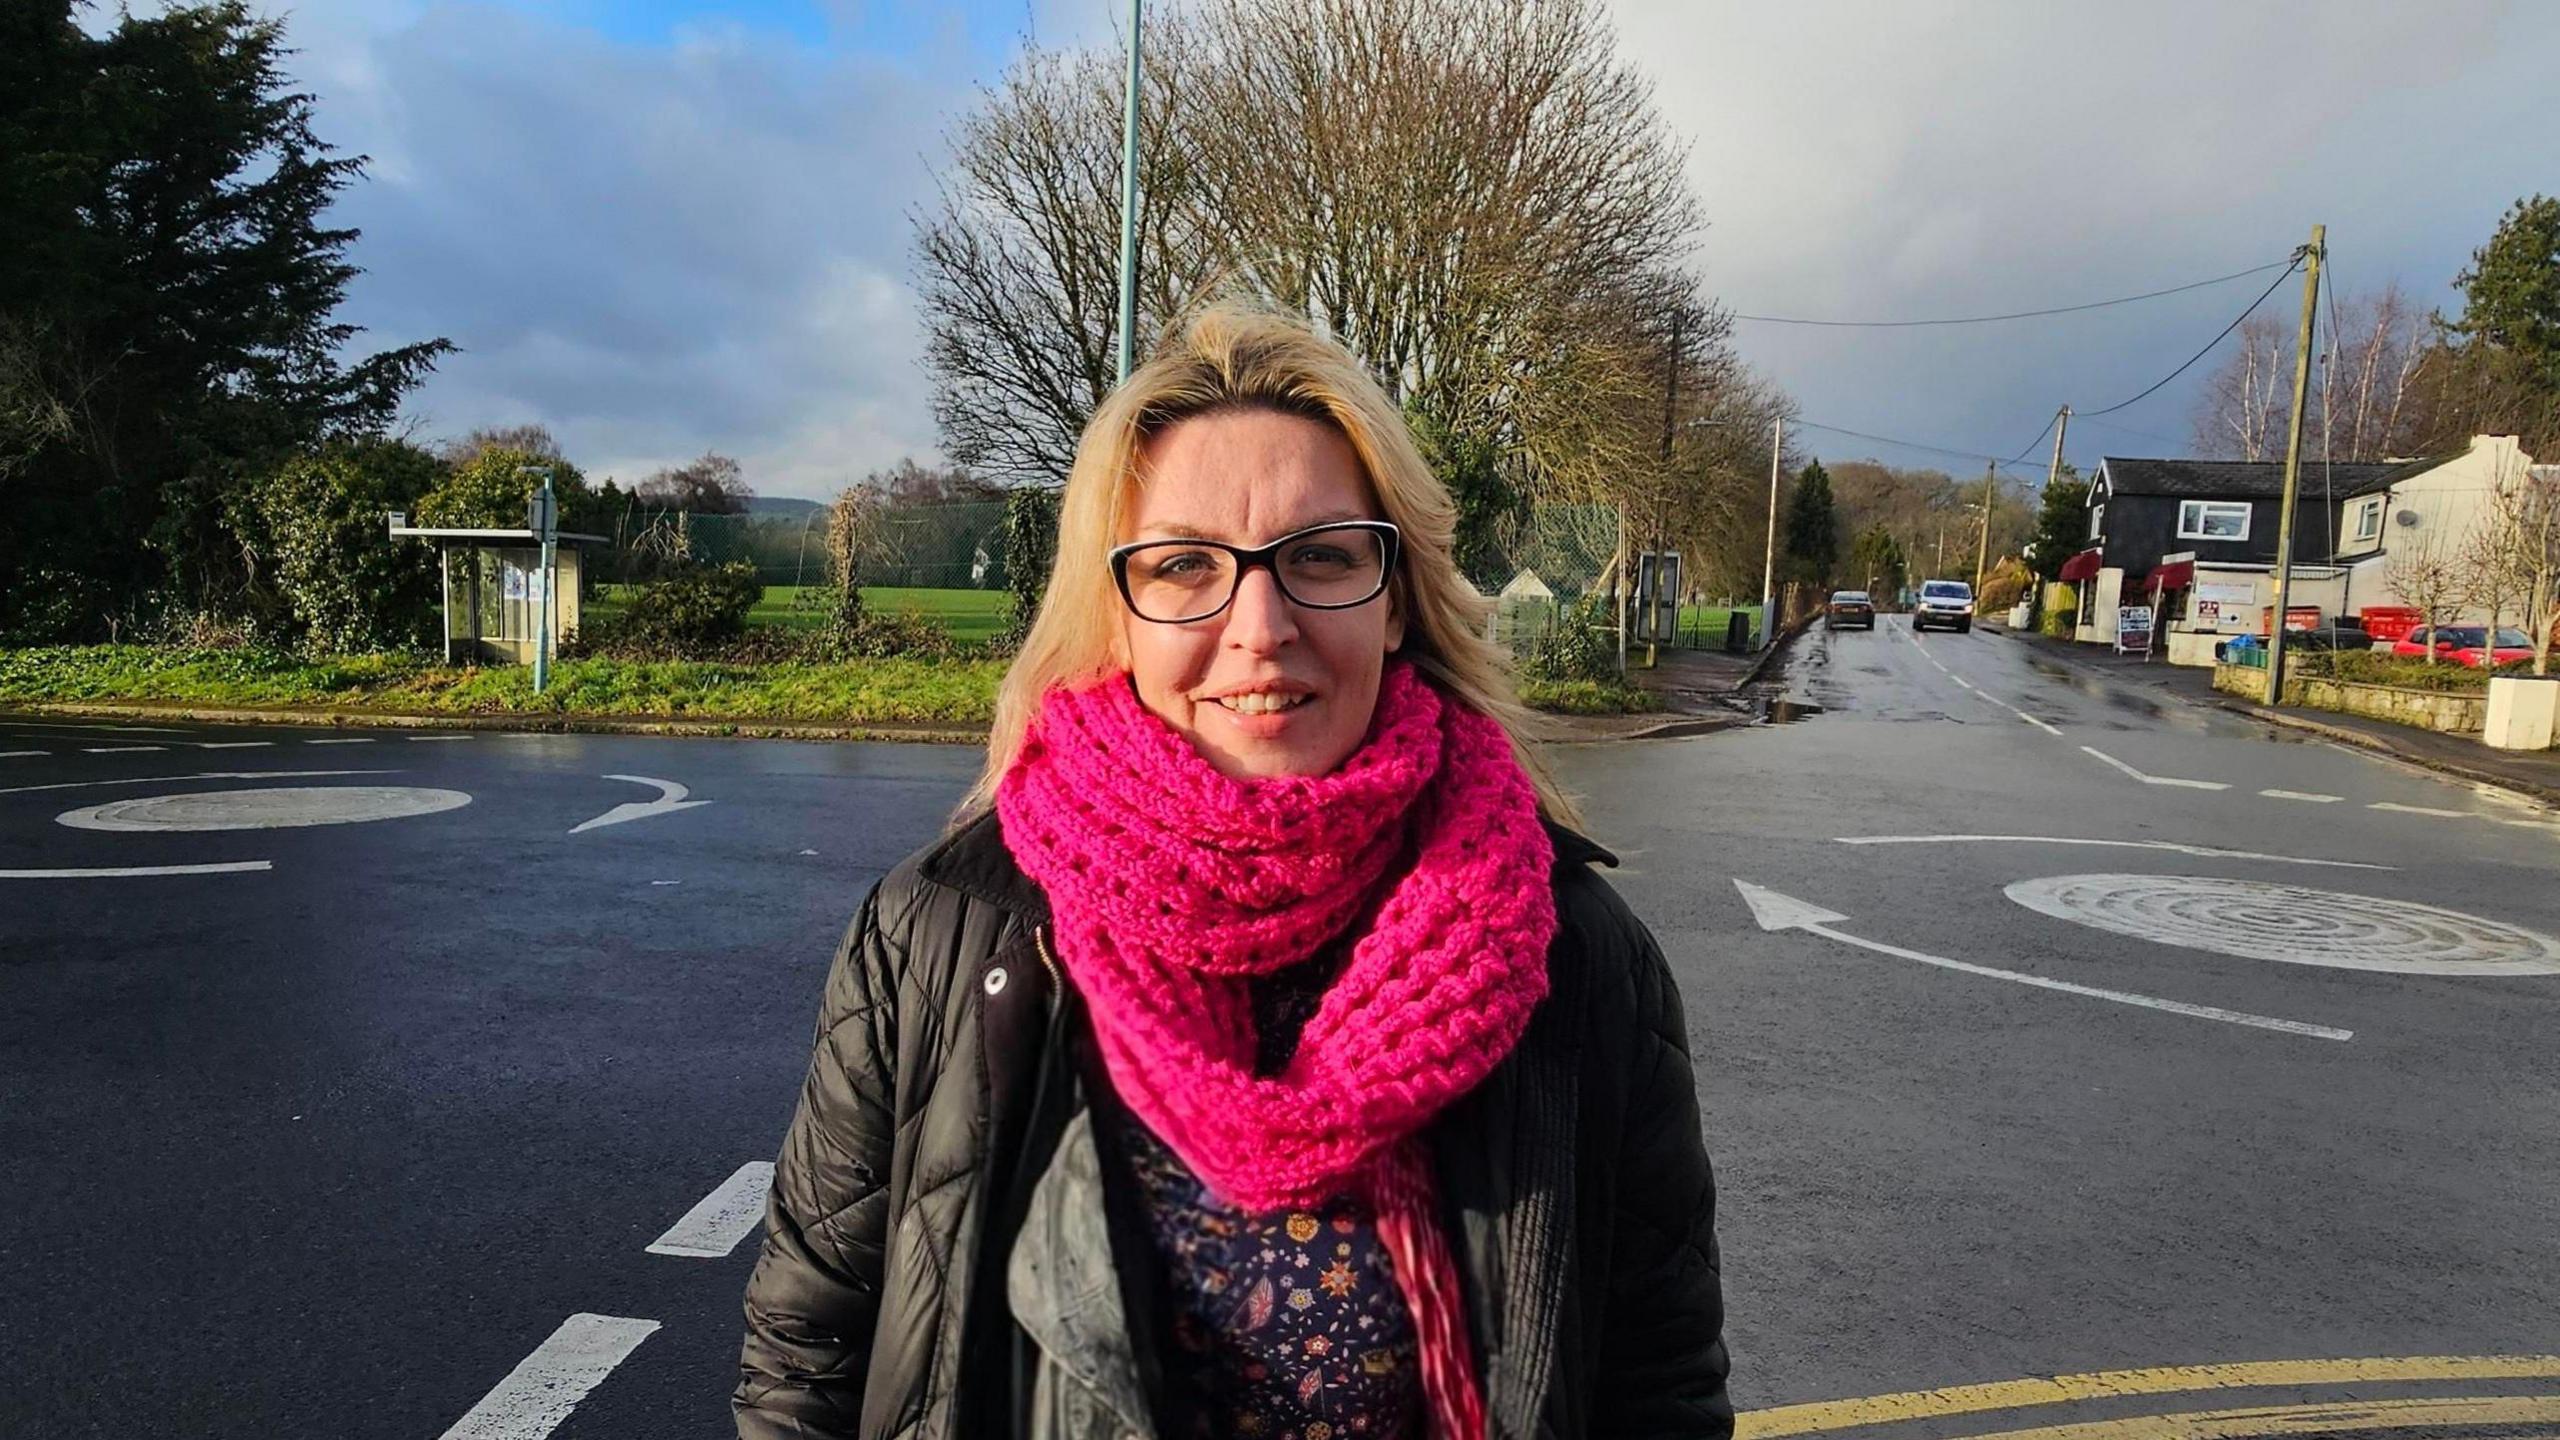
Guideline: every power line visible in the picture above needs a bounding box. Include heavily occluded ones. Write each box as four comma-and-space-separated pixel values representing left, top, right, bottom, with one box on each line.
1732, 258, 2295, 329
2078, 254, 2305, 417
1792, 418, 2047, 476
2002, 408, 2063, 470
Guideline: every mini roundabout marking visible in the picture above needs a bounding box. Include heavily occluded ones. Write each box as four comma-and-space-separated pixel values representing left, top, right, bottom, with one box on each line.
2004, 873, 2560, 977
55, 785, 472, 833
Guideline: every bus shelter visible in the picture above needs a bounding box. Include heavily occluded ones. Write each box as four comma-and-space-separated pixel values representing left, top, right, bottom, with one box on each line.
387, 522, 604, 665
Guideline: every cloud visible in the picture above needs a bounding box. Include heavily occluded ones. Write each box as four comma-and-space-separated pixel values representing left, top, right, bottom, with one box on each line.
1606, 0, 2556, 474
303, 1, 994, 497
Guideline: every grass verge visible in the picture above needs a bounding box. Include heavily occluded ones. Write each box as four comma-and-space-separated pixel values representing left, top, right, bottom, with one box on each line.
1516, 677, 1658, 715
0, 645, 1003, 727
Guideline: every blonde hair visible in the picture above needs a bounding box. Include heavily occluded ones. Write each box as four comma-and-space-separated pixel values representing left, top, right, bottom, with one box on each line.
960, 303, 1583, 830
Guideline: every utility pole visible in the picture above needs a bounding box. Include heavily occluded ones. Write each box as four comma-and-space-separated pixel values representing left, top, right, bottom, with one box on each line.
1113, 0, 1144, 382
1973, 463, 1996, 593
1759, 416, 1784, 649
2038, 405, 2071, 623
2263, 226, 2324, 707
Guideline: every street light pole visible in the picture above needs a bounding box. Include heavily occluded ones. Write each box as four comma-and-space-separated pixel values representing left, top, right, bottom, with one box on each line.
1760, 416, 1784, 649
1113, 0, 1145, 383
520, 466, 556, 695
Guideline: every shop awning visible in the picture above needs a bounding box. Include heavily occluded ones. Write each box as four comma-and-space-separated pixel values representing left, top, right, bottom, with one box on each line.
2059, 548, 2103, 582
2148, 559, 2195, 592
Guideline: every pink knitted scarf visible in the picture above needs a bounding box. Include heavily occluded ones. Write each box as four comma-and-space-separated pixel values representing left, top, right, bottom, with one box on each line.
996, 662, 1557, 1440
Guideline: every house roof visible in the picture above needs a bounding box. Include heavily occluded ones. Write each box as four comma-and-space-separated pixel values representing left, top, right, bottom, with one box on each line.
2094, 456, 2435, 501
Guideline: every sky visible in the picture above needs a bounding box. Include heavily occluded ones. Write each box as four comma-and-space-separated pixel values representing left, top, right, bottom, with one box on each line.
294, 0, 2560, 499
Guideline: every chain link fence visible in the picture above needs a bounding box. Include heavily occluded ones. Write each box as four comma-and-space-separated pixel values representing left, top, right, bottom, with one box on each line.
590, 501, 1014, 592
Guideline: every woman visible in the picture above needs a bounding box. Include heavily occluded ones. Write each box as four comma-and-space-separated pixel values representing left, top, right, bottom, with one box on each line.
736, 305, 1730, 1440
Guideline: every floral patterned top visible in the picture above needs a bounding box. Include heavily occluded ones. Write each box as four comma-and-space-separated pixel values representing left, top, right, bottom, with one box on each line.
1118, 1120, 1421, 1440
1110, 950, 1422, 1440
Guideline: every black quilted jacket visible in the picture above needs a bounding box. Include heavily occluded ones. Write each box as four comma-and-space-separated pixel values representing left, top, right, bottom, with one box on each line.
735, 810, 1732, 1439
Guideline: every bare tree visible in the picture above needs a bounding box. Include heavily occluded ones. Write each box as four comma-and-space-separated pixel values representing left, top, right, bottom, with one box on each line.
2460, 452, 2558, 673
913, 20, 1219, 484
438, 423, 565, 466
2193, 312, 2292, 460
636, 452, 755, 513
2320, 282, 2429, 461
914, 0, 1708, 508
2387, 512, 2475, 663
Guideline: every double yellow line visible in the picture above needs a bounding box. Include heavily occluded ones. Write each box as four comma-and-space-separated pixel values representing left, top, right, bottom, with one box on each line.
1737, 1354, 2560, 1440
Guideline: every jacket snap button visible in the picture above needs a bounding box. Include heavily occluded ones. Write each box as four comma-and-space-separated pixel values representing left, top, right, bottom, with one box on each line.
983, 966, 1008, 996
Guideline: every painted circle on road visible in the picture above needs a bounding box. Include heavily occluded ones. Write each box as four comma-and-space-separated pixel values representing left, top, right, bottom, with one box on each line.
56, 786, 472, 833
2004, 872, 2560, 976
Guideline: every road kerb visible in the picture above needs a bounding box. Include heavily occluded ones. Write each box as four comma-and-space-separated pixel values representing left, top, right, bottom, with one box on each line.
1735, 1354, 2560, 1439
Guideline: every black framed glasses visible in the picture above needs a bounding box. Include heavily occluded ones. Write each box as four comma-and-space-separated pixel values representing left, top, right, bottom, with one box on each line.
1109, 520, 1402, 624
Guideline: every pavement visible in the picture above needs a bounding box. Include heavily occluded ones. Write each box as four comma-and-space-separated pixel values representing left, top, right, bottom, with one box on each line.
7, 635, 2560, 1439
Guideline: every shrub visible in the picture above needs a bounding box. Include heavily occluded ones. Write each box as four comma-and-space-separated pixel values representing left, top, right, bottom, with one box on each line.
230, 440, 444, 654
416, 445, 591, 529
1515, 601, 1619, 685
574, 563, 761, 658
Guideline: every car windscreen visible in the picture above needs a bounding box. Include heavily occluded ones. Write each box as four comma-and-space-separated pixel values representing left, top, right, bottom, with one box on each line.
2494, 628, 2532, 647
1921, 582, 1971, 599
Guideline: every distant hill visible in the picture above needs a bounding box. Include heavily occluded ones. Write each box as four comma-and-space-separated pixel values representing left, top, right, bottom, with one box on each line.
744, 496, 823, 517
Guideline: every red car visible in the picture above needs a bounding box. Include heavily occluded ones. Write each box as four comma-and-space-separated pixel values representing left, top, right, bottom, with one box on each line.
2390, 625, 2535, 667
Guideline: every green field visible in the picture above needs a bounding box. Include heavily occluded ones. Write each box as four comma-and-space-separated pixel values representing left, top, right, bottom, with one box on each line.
588, 585, 1013, 645
1675, 604, 1763, 646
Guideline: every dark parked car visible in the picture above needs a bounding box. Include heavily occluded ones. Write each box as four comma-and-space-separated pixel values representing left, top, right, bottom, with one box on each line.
1912, 579, 1974, 633
2215, 621, 2372, 663
1826, 590, 1876, 630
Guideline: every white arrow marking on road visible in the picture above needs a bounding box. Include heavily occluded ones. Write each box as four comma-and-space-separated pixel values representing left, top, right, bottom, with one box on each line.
568, 774, 711, 834
0, 861, 272, 880
646, 1160, 775, 1257
2081, 745, 2230, 790
1733, 879, 2353, 1041
1834, 834, 2390, 869
437, 1313, 660, 1440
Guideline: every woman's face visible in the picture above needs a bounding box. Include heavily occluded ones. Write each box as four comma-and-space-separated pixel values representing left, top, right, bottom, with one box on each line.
1114, 408, 1404, 780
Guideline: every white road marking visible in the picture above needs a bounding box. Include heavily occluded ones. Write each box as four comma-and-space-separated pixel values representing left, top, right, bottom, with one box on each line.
1951, 675, 1975, 690
191, 741, 272, 749
0, 861, 273, 880
1735, 879, 2352, 1040
407, 733, 474, 741
570, 775, 711, 834
304, 737, 376, 745
2261, 789, 2344, 802
1, 722, 185, 734
82, 745, 165, 753
2079, 745, 2230, 790
0, 750, 43, 759
650, 879, 681, 886
2018, 712, 2064, 736
58, 786, 471, 832
1833, 835, 2390, 869
0, 768, 391, 798
2008, 873, 2560, 976
2369, 801, 2471, 818
646, 1161, 775, 1257
436, 1313, 659, 1440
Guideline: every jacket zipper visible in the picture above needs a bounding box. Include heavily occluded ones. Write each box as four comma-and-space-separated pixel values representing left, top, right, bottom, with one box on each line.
1032, 924, 1063, 1020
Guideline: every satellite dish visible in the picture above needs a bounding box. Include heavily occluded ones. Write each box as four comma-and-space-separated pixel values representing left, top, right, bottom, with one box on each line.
2394, 509, 2421, 528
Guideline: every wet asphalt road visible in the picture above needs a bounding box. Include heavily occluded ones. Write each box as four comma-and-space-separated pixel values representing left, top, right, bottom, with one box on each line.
6, 624, 2559, 1438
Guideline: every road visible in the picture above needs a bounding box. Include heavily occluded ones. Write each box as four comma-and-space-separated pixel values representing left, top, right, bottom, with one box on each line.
5, 624, 2557, 1438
